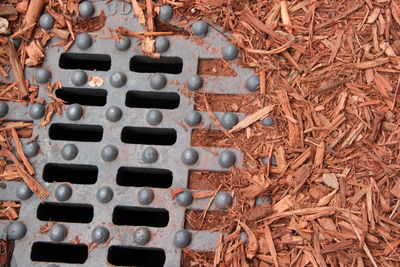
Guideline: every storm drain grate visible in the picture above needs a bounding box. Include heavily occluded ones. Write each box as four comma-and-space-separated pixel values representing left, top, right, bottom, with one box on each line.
0, 1, 260, 266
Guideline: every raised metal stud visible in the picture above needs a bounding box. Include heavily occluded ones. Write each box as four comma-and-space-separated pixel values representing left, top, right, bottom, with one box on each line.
79, 1, 95, 18
71, 70, 87, 86
159, 5, 173, 21
214, 192, 233, 210
263, 155, 277, 166
66, 104, 83, 121
61, 144, 78, 160
217, 150, 236, 168
137, 187, 154, 205
180, 148, 198, 165
142, 147, 158, 164
23, 142, 40, 157
133, 227, 151, 245
76, 33, 92, 50
105, 106, 122, 122
150, 73, 167, 90
114, 36, 131, 51
39, 14, 55, 30
245, 76, 260, 92
220, 113, 238, 129
55, 184, 72, 201
0, 101, 9, 117
239, 232, 248, 241
192, 20, 209, 37
255, 195, 272, 206
261, 117, 274, 126
155, 36, 169, 53
35, 68, 51, 84
173, 230, 191, 248
176, 191, 193, 207
222, 44, 239, 60
96, 186, 113, 203
91, 226, 109, 243
101, 145, 118, 162
7, 222, 27, 240
186, 75, 203, 91
184, 110, 202, 126
109, 71, 127, 88
16, 183, 33, 200
49, 224, 68, 242
29, 103, 45, 119
146, 109, 162, 125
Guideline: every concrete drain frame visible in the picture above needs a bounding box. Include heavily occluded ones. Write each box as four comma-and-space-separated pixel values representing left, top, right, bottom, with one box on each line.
0, 1, 259, 266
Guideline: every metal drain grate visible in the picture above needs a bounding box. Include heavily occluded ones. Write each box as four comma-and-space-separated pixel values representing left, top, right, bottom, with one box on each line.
0, 1, 260, 266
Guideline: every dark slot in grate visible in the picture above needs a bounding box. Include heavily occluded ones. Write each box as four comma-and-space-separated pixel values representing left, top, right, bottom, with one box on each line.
126, 90, 180, 109
117, 167, 173, 188
130, 56, 183, 74
112, 206, 169, 227
121, 127, 177, 146
31, 242, 88, 264
49, 123, 103, 142
43, 163, 98, 184
59, 53, 111, 71
37, 203, 93, 223
107, 246, 165, 267
55, 88, 107, 106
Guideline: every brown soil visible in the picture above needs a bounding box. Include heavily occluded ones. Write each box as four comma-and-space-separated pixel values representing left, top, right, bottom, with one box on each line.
0, 201, 20, 220
194, 93, 262, 114
185, 210, 230, 232
181, 250, 214, 267
198, 58, 237, 77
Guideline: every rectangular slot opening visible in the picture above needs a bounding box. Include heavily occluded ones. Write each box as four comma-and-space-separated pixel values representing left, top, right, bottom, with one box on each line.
55, 88, 107, 106
130, 55, 183, 74
43, 163, 98, 184
59, 53, 111, 71
37, 202, 93, 223
117, 167, 172, 188
198, 58, 237, 76
112, 206, 169, 227
0, 201, 20, 220
125, 90, 180, 109
107, 246, 165, 267
49, 123, 103, 142
121, 127, 177, 146
31, 242, 88, 264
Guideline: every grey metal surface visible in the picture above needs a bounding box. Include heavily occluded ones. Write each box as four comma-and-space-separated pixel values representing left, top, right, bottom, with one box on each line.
0, 0, 258, 266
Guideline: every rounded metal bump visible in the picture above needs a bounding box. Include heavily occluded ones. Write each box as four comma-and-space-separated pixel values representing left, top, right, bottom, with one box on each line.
137, 187, 154, 205
146, 109, 162, 125
7, 222, 27, 240
180, 148, 198, 165
261, 117, 274, 126
217, 150, 236, 168
91, 226, 109, 243
39, 14, 55, 30
255, 195, 272, 206
0, 101, 9, 117
186, 75, 203, 91
220, 113, 238, 129
245, 76, 260, 92
23, 142, 40, 157
16, 183, 33, 200
114, 36, 131, 51
71, 70, 87, 86
35, 68, 51, 84
133, 227, 151, 245
263, 155, 277, 166
192, 20, 209, 37
173, 230, 191, 248
55, 184, 72, 201
155, 36, 169, 53
222, 44, 239, 60
176, 191, 193, 207
150, 73, 167, 90
61, 144, 78, 160
79, 1, 95, 18
66, 104, 83, 121
76, 33, 92, 50
101, 145, 118, 162
239, 232, 248, 241
109, 71, 127, 88
29, 103, 45, 119
184, 110, 202, 126
49, 224, 68, 242
96, 186, 113, 203
105, 106, 122, 122
159, 5, 173, 21
214, 192, 233, 210
142, 147, 158, 164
